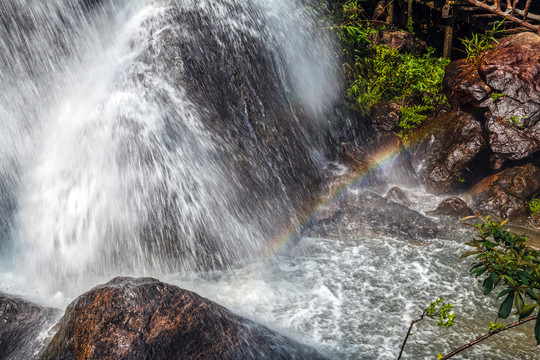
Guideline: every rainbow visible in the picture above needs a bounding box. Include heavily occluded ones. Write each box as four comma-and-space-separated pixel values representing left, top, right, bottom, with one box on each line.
263, 122, 437, 259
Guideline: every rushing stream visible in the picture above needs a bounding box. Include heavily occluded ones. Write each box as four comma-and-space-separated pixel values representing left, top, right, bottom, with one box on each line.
0, 0, 538, 359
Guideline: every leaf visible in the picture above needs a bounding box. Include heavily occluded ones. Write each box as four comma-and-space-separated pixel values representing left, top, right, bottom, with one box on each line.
483, 275, 494, 295
498, 291, 514, 319
519, 304, 537, 320
460, 251, 480, 259
497, 288, 513, 299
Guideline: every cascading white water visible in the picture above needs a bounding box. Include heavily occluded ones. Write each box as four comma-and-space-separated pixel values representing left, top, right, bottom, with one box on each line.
1, 0, 338, 295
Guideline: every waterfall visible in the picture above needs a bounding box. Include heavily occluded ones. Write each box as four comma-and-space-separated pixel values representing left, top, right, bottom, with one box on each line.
0, 0, 339, 295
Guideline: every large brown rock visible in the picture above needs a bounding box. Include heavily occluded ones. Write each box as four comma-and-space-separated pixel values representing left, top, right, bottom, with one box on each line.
0, 292, 59, 360
465, 163, 540, 219
444, 33, 540, 163
443, 59, 491, 109
410, 110, 487, 194
427, 197, 474, 217
39, 277, 327, 360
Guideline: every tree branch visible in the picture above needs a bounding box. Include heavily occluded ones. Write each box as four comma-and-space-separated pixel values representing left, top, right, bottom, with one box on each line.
440, 315, 537, 359
397, 311, 426, 360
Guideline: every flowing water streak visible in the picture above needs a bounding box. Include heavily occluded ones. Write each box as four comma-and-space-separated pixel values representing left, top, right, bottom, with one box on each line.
1, 0, 339, 296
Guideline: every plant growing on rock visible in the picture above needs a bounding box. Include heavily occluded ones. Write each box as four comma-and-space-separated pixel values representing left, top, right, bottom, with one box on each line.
460, 19, 507, 63
530, 195, 540, 216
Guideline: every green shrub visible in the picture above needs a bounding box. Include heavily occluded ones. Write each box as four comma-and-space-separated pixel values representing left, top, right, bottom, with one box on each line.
460, 19, 506, 63
530, 195, 540, 216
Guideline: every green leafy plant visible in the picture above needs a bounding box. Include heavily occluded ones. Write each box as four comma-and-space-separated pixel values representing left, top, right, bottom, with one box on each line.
457, 177, 466, 184
398, 297, 455, 359
346, 45, 449, 114
488, 321, 505, 333
504, 115, 525, 127
530, 195, 540, 216
403, 216, 540, 359
491, 92, 509, 102
460, 19, 507, 63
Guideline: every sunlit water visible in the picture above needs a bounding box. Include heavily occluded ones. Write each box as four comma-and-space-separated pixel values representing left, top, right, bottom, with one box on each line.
0, 0, 539, 359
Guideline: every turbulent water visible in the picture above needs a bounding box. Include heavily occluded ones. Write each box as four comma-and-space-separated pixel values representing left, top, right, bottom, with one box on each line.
0, 1, 539, 359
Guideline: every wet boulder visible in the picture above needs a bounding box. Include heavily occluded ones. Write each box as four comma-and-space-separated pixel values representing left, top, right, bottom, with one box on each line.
444, 33, 540, 163
371, 101, 402, 134
410, 110, 487, 195
39, 277, 327, 360
464, 163, 540, 219
307, 191, 438, 240
443, 59, 492, 109
0, 292, 59, 360
427, 197, 474, 217
385, 186, 411, 206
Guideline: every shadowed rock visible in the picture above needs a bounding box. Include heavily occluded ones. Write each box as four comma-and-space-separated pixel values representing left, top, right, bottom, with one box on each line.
307, 191, 438, 240
0, 293, 59, 360
410, 110, 487, 195
428, 197, 474, 217
465, 163, 540, 219
39, 277, 328, 360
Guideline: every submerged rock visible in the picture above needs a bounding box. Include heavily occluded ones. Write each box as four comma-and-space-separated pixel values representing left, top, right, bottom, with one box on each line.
465, 163, 540, 219
385, 186, 411, 206
0, 292, 59, 360
308, 191, 438, 240
428, 197, 474, 217
410, 110, 487, 195
39, 277, 327, 360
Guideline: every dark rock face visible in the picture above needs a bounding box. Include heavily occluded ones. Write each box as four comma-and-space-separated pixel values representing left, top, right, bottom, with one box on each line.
0, 292, 59, 360
465, 164, 540, 219
410, 110, 487, 195
371, 101, 402, 134
307, 191, 438, 240
39, 277, 327, 360
428, 197, 474, 217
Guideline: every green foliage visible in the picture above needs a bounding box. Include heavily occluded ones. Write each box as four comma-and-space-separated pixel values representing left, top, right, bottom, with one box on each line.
460, 19, 507, 63
461, 215, 540, 344
318, 0, 449, 138
346, 45, 449, 115
488, 321, 506, 333
398, 104, 429, 137
505, 116, 525, 128
491, 92, 509, 102
426, 297, 456, 328
457, 177, 466, 184
530, 195, 540, 216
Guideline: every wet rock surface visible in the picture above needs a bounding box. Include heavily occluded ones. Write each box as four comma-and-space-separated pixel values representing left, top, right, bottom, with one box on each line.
307, 190, 438, 240
444, 32, 540, 163
465, 164, 540, 219
385, 186, 411, 206
428, 197, 474, 217
39, 277, 327, 360
0, 292, 59, 360
410, 110, 487, 195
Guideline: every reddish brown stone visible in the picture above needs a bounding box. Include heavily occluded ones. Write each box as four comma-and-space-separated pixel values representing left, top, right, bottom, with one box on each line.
428, 197, 474, 217
39, 277, 327, 360
443, 59, 491, 109
465, 164, 540, 219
